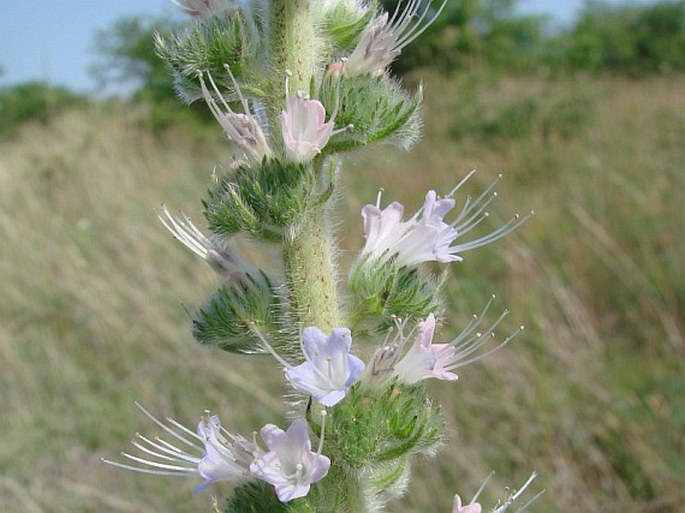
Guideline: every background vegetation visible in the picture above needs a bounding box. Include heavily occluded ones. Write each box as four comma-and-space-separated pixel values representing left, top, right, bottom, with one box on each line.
1, 1, 683, 511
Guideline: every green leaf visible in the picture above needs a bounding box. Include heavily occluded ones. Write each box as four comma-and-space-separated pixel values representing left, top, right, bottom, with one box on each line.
192, 272, 279, 354
320, 74, 423, 154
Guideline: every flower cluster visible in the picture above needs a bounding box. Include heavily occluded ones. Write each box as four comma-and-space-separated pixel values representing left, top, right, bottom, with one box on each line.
107, 301, 521, 503
104, 404, 328, 502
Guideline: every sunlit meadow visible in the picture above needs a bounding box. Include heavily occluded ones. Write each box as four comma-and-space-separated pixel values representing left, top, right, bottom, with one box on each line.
1, 68, 683, 511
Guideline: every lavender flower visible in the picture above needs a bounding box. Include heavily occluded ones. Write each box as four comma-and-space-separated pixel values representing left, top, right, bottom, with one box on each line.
199, 68, 270, 164
102, 402, 260, 494
285, 327, 365, 407
280, 92, 336, 163
388, 298, 522, 385
344, 0, 448, 76
360, 172, 533, 268
250, 418, 331, 502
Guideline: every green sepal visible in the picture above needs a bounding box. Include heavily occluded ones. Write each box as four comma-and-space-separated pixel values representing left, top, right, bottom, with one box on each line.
222, 472, 357, 513
328, 382, 444, 471
204, 159, 334, 241
361, 457, 410, 499
320, 74, 423, 153
222, 480, 289, 513
348, 256, 446, 331
192, 271, 280, 354
302, 463, 366, 513
155, 14, 258, 103
319, 0, 377, 51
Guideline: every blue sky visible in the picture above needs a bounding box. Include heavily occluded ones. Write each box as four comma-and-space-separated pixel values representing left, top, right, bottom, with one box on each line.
0, 0, 657, 94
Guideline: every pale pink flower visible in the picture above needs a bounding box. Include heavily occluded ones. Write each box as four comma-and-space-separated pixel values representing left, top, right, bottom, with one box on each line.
280, 93, 335, 163
345, 0, 448, 76
250, 419, 331, 502
392, 314, 458, 383
199, 68, 270, 163
285, 327, 365, 407
450, 472, 541, 513
360, 172, 533, 268
157, 205, 256, 284
390, 299, 522, 385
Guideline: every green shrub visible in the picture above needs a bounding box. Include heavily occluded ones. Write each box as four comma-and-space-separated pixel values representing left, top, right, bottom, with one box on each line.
557, 0, 685, 74
0, 82, 86, 138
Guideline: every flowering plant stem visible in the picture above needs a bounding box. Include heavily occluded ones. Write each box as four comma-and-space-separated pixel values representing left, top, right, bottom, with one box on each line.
283, 204, 342, 332
270, 0, 317, 90
273, 0, 342, 333
104, 0, 541, 511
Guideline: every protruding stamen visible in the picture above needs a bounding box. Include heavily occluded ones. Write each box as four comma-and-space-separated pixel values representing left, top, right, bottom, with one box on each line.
249, 322, 292, 370
224, 64, 250, 114
317, 409, 327, 455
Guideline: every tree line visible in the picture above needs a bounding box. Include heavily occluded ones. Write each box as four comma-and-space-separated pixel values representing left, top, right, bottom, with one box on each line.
1, 0, 683, 137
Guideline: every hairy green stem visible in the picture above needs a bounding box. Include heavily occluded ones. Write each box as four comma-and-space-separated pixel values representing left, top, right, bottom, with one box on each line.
283, 208, 342, 332
269, 0, 318, 91
267, 2, 362, 511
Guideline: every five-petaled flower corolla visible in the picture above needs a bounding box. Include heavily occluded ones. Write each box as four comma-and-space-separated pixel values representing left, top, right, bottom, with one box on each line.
452, 495, 482, 513
286, 327, 365, 406
250, 418, 331, 502
344, 0, 448, 76
360, 171, 532, 268
281, 93, 336, 163
102, 403, 260, 494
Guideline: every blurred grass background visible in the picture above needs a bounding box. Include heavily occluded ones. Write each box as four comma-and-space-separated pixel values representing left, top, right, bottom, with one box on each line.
1, 1, 684, 511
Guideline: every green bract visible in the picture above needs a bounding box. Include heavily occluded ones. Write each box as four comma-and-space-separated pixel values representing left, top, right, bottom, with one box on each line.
329, 382, 444, 503
192, 271, 280, 354
203, 158, 335, 241
319, 0, 376, 52
349, 255, 446, 331
155, 14, 259, 103
321, 74, 422, 153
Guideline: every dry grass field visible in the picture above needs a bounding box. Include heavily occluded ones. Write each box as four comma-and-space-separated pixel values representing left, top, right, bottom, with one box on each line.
1, 70, 683, 512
